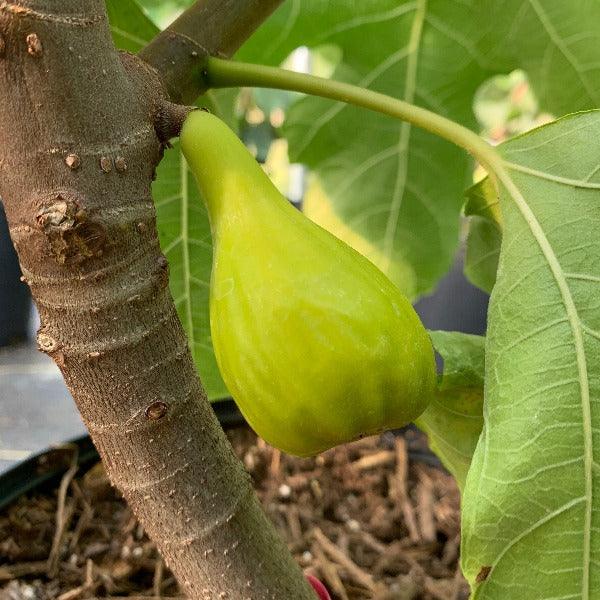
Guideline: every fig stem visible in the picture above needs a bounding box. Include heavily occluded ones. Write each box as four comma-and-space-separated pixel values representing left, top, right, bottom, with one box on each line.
203, 57, 501, 181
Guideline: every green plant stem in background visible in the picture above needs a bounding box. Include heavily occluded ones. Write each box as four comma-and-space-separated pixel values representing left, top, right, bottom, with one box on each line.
204, 57, 501, 179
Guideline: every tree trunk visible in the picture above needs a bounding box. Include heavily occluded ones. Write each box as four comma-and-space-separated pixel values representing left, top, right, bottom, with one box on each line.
0, 1, 313, 598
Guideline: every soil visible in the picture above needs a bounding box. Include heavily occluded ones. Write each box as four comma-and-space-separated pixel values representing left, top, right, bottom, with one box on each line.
0, 428, 468, 600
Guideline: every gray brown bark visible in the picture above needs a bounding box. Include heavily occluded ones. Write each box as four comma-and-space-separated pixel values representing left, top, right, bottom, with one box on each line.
0, 1, 313, 598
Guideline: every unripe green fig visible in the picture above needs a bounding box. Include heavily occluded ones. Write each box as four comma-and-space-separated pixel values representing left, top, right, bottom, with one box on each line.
180, 110, 436, 457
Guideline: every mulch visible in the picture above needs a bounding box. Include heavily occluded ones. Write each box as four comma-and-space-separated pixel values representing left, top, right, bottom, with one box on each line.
0, 428, 468, 600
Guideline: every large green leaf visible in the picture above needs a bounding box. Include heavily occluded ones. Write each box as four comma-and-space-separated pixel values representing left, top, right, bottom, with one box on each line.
106, 0, 158, 52
476, 0, 600, 115
464, 1, 600, 298
241, 2, 600, 300
417, 331, 485, 490
461, 112, 600, 598
152, 140, 228, 399
249, 0, 493, 298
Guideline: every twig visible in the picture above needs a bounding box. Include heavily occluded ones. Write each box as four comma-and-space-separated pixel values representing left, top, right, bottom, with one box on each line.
450, 564, 468, 600
56, 586, 87, 600
394, 438, 420, 543
0, 561, 48, 580
356, 529, 387, 554
270, 448, 281, 477
285, 503, 303, 544
47, 444, 79, 577
311, 543, 349, 600
442, 533, 461, 566
153, 557, 165, 597
313, 527, 376, 592
69, 481, 95, 551
55, 561, 98, 600
416, 469, 436, 543
424, 576, 451, 600
56, 580, 100, 600
353, 450, 395, 471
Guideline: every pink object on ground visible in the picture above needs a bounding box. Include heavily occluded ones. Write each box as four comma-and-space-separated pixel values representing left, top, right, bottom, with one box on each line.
306, 574, 331, 600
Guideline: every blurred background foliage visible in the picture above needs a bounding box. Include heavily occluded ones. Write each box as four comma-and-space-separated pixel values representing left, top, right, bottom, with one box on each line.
138, 0, 193, 28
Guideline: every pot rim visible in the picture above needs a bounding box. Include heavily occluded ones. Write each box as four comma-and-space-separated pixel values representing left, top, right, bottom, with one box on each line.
0, 398, 243, 511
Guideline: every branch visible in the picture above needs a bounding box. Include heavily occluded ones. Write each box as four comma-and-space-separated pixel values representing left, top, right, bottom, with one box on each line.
139, 0, 283, 104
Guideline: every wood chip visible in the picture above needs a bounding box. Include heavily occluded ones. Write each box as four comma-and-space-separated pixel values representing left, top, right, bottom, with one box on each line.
47, 446, 79, 577
285, 503, 303, 543
353, 450, 395, 471
416, 469, 436, 543
442, 532, 461, 566
0, 561, 48, 580
270, 448, 281, 477
152, 557, 164, 597
394, 438, 420, 543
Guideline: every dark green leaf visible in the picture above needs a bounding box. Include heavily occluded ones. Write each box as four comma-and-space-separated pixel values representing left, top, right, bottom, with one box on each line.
417, 331, 485, 490
152, 140, 228, 400
476, 0, 600, 115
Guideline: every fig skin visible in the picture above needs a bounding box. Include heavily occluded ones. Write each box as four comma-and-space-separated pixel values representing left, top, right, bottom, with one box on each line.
180, 110, 436, 457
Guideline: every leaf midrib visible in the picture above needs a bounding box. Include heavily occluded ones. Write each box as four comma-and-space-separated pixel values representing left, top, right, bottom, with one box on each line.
382, 0, 427, 270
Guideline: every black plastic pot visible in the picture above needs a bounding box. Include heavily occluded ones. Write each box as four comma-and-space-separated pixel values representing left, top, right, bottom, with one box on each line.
414, 247, 489, 336
0, 203, 31, 346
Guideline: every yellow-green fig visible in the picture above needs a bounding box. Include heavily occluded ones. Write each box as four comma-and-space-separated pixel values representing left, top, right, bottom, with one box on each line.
180, 110, 436, 456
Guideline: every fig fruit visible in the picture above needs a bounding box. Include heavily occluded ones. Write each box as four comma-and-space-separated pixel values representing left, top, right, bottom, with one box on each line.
180, 110, 435, 456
